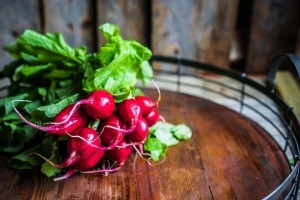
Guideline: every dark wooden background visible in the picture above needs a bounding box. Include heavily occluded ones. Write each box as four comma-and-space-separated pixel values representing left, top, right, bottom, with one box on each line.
0, 0, 299, 73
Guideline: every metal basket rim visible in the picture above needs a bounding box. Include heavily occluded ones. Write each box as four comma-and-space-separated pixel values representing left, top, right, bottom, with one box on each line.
150, 55, 300, 200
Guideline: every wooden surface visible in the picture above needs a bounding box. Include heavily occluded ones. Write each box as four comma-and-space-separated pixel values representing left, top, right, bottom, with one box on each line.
97, 0, 150, 46
0, 0, 41, 72
246, 0, 299, 73
0, 1, 300, 72
44, 0, 96, 52
0, 90, 290, 199
152, 0, 239, 68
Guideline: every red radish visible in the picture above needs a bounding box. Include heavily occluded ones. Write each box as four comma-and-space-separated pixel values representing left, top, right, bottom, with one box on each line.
107, 140, 133, 167
12, 103, 89, 136
55, 90, 115, 125
126, 117, 149, 143
79, 140, 132, 175
53, 150, 104, 181
144, 109, 160, 127
117, 98, 141, 132
55, 127, 102, 168
72, 149, 104, 171
84, 90, 115, 120
135, 96, 156, 116
99, 113, 126, 146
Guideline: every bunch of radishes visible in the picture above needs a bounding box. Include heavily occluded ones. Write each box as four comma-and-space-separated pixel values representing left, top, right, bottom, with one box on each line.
13, 89, 162, 180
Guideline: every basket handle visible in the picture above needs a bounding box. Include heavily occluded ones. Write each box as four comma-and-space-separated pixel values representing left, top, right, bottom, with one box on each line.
267, 54, 300, 91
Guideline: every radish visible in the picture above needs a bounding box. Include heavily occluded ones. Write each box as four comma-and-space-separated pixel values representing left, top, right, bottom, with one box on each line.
78, 140, 133, 176
72, 150, 104, 171
144, 109, 160, 127
12, 102, 89, 136
84, 90, 115, 120
55, 127, 102, 168
126, 117, 149, 143
135, 96, 157, 116
108, 140, 133, 166
117, 98, 142, 132
53, 149, 104, 181
99, 113, 126, 146
55, 90, 115, 125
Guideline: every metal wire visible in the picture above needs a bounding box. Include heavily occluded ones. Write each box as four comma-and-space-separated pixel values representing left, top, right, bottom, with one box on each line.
151, 55, 300, 200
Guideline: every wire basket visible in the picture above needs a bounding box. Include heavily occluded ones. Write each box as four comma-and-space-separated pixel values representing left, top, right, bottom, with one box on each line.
149, 54, 300, 200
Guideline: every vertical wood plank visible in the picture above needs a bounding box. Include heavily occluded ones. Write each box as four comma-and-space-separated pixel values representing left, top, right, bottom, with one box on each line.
295, 27, 300, 57
0, 0, 41, 71
44, 0, 96, 52
152, 0, 239, 68
97, 0, 149, 46
246, 0, 299, 73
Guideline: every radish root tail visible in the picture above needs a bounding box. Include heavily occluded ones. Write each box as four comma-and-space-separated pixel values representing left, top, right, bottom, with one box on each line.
152, 79, 161, 107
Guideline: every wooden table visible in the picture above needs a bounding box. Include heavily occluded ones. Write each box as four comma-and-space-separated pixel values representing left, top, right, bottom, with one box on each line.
0, 90, 290, 199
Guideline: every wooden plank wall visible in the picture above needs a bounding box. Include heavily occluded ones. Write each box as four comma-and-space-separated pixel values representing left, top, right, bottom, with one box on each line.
0, 0, 299, 73
246, 0, 300, 73
0, 0, 41, 72
152, 0, 239, 68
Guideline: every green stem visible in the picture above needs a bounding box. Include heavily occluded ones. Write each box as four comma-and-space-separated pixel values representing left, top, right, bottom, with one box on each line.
88, 119, 101, 130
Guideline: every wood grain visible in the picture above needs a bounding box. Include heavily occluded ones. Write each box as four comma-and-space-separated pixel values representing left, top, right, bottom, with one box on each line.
0, 90, 290, 199
246, 0, 300, 73
44, 0, 96, 52
0, 0, 41, 71
151, 0, 239, 68
97, 0, 149, 47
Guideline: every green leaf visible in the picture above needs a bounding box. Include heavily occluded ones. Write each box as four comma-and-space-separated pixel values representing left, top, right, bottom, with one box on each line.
0, 93, 29, 117
172, 124, 192, 140
38, 87, 47, 97
138, 61, 154, 86
94, 54, 139, 93
83, 23, 152, 102
7, 137, 54, 169
144, 121, 192, 162
11, 126, 37, 151
16, 30, 86, 64
20, 52, 39, 62
0, 121, 36, 146
32, 93, 79, 119
99, 43, 117, 66
23, 100, 41, 115
2, 59, 23, 78
2, 112, 19, 121
43, 69, 74, 79
143, 137, 167, 162
0, 125, 14, 147
41, 161, 60, 177
20, 64, 53, 77
153, 129, 179, 146
0, 121, 36, 153
149, 121, 178, 146
149, 121, 175, 134
41, 142, 61, 177
3, 43, 21, 58
99, 23, 121, 42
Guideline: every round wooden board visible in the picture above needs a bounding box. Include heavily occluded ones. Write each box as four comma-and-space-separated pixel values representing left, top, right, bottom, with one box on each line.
0, 90, 290, 200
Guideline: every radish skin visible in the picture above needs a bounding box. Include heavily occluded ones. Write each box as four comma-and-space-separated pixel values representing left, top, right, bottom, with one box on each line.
107, 140, 133, 166
80, 140, 132, 175
126, 117, 149, 143
55, 127, 102, 168
144, 109, 160, 127
117, 98, 142, 133
52, 90, 115, 126
12, 102, 89, 136
99, 113, 126, 146
135, 96, 156, 116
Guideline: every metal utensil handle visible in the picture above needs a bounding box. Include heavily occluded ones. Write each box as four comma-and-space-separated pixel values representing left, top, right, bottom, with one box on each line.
267, 53, 300, 91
